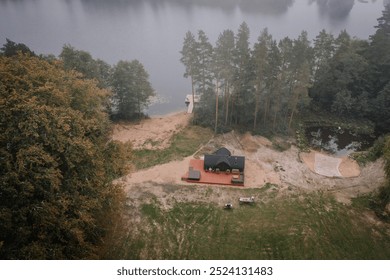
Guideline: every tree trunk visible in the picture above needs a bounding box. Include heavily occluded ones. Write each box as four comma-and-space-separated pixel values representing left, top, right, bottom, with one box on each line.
225, 82, 230, 126
288, 107, 295, 131
272, 87, 280, 131
138, 98, 141, 119
215, 79, 219, 134
191, 76, 195, 122
253, 87, 260, 131
263, 95, 268, 127
288, 86, 299, 131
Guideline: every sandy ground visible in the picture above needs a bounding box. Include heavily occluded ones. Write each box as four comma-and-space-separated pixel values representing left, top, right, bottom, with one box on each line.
113, 113, 386, 206
112, 111, 191, 149
300, 150, 361, 178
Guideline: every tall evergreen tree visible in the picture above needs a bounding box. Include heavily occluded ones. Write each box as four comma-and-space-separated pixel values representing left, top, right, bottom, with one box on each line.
180, 31, 199, 114
214, 29, 235, 126
232, 22, 254, 125
312, 29, 335, 83
266, 40, 283, 131
195, 30, 214, 96
253, 28, 273, 130
287, 31, 312, 129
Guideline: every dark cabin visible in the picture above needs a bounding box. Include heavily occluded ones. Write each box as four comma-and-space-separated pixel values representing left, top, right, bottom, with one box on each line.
214, 147, 231, 156
204, 148, 245, 172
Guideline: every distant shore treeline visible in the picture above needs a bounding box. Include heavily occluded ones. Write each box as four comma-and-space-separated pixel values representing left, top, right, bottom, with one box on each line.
78, 0, 354, 18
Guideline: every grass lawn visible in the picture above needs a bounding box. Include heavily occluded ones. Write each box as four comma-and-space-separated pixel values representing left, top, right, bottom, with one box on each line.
111, 188, 390, 260
132, 125, 213, 170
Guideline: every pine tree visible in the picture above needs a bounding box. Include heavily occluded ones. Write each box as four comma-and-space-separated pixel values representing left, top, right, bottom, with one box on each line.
180, 31, 199, 115
287, 31, 312, 130
313, 29, 335, 83
253, 28, 273, 130
232, 22, 254, 125
195, 30, 214, 96
214, 29, 235, 126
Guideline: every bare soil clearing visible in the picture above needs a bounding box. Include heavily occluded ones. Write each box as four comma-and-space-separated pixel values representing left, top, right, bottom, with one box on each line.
112, 111, 191, 149
113, 112, 386, 206
300, 150, 361, 178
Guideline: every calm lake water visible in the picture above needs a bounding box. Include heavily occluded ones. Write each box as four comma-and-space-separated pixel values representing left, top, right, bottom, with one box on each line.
306, 126, 376, 156
1, 0, 388, 115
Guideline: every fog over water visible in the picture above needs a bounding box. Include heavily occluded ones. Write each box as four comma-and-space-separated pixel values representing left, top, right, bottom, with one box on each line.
0, 0, 387, 115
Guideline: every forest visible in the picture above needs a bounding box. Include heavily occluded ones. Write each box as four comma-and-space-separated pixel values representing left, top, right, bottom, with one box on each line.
180, 6, 390, 136
0, 4, 389, 260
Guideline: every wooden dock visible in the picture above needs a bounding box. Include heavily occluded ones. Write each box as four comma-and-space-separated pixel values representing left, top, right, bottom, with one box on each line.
185, 94, 200, 114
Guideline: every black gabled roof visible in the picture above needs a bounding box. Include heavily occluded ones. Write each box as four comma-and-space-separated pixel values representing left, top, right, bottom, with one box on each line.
204, 152, 245, 172
215, 157, 231, 171
214, 147, 231, 156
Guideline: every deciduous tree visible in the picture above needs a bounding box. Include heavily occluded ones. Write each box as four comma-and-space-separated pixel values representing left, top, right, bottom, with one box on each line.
111, 60, 154, 120
0, 54, 126, 259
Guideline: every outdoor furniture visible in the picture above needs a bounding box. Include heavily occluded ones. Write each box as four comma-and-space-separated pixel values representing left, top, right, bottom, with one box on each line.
239, 196, 255, 204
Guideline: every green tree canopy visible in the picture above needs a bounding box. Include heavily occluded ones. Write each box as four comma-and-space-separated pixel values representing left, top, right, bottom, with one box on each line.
0, 54, 125, 259
0, 38, 36, 57
111, 60, 155, 120
60, 45, 112, 89
232, 22, 254, 125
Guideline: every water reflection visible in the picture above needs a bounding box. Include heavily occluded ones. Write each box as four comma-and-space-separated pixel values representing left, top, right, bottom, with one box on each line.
76, 0, 294, 15
239, 0, 294, 15
306, 127, 374, 156
79, 0, 142, 11
313, 0, 355, 20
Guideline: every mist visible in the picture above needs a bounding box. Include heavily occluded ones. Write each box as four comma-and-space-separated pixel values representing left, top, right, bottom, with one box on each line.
0, 0, 385, 115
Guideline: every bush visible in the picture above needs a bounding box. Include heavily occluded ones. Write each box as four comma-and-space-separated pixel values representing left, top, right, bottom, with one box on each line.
352, 135, 387, 165
369, 135, 390, 221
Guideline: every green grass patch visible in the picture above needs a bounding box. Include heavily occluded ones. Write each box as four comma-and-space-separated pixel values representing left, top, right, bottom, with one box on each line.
351, 136, 387, 166
115, 189, 390, 260
132, 125, 213, 169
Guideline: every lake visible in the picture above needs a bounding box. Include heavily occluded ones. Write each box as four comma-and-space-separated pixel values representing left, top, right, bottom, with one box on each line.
1, 0, 388, 115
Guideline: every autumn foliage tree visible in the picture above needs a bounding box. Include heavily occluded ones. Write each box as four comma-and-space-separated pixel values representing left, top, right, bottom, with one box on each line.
0, 53, 127, 259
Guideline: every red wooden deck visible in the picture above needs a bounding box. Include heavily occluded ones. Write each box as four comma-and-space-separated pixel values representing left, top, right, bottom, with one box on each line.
181, 159, 244, 186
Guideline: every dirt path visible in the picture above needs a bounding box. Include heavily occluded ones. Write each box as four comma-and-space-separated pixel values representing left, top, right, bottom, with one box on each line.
113, 113, 386, 205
